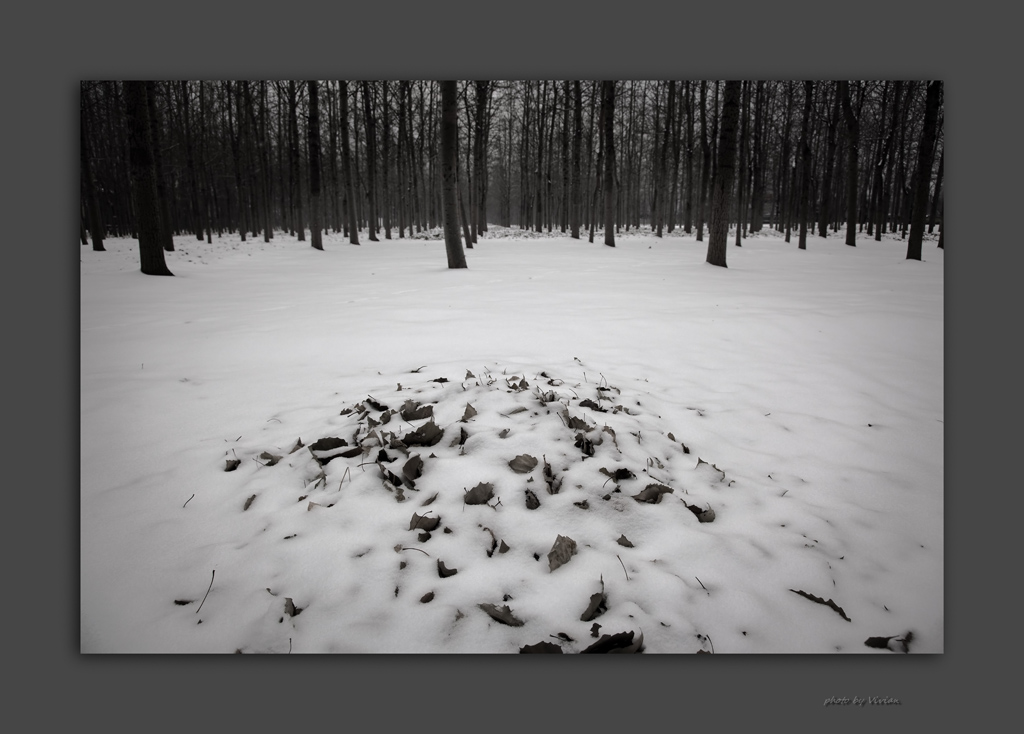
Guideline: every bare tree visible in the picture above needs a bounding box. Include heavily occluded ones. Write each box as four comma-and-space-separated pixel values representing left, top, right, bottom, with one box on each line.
440, 81, 468, 269
907, 81, 942, 261
706, 81, 741, 268
308, 81, 323, 250
601, 80, 616, 247
124, 81, 173, 276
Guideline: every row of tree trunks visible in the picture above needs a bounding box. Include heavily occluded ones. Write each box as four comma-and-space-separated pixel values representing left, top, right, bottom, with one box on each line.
84, 80, 944, 274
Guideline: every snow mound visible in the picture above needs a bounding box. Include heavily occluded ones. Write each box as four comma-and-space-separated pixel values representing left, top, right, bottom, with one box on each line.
190, 365, 737, 653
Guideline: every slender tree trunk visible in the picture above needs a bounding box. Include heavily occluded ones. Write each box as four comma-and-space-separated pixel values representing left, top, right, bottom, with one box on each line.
473, 80, 490, 237
382, 81, 392, 240
124, 81, 173, 275
798, 81, 813, 250
929, 147, 943, 234
308, 81, 323, 250
696, 81, 710, 242
707, 81, 741, 268
601, 81, 616, 247
907, 81, 942, 261
339, 81, 359, 244
361, 82, 379, 240
440, 81, 467, 268
735, 80, 749, 246
288, 81, 304, 241
818, 83, 840, 238
655, 80, 674, 237
839, 81, 860, 246
571, 80, 582, 239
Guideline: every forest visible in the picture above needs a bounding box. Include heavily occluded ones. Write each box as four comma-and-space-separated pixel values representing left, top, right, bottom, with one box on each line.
81, 81, 945, 654
80, 80, 944, 267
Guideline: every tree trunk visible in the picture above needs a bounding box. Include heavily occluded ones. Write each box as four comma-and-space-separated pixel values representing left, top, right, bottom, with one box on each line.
818, 83, 841, 238
308, 81, 324, 250
124, 81, 173, 276
907, 81, 942, 261
362, 82, 379, 241
601, 81, 616, 247
798, 81, 813, 250
571, 80, 582, 239
289, 81, 304, 241
474, 81, 490, 237
339, 81, 359, 245
929, 147, 943, 234
696, 81, 710, 242
440, 81, 468, 269
706, 81, 741, 268
839, 81, 860, 246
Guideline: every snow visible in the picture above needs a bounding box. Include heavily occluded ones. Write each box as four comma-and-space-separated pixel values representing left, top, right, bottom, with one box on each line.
80, 226, 942, 653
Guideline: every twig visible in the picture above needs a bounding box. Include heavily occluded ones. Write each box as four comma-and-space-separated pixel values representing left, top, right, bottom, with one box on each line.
267, 418, 281, 423
338, 466, 351, 490
288, 638, 292, 654
398, 546, 430, 556
183, 493, 195, 508
617, 555, 630, 581
695, 576, 707, 591
707, 634, 715, 654
196, 570, 215, 614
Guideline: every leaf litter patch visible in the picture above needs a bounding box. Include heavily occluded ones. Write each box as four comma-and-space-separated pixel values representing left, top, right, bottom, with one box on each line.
208, 364, 767, 653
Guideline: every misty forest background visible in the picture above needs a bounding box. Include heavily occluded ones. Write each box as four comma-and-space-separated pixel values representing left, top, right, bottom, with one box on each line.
79, 80, 943, 268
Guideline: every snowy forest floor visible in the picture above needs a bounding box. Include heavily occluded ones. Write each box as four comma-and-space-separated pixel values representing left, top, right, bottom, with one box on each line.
80, 225, 942, 653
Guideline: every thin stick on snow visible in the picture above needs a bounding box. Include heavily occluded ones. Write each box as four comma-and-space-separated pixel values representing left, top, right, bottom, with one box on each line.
196, 570, 215, 614
183, 493, 195, 508
617, 555, 630, 581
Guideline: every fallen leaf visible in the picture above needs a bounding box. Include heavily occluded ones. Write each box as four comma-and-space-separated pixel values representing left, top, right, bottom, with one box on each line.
790, 589, 851, 622
508, 454, 539, 473
525, 489, 540, 510
225, 459, 241, 472
438, 560, 458, 578
581, 630, 643, 654
461, 403, 477, 422
243, 494, 256, 510
617, 534, 635, 548
409, 513, 441, 532
542, 456, 562, 494
548, 535, 577, 572
478, 603, 525, 626
258, 451, 281, 467
685, 503, 716, 523
403, 420, 443, 447
403, 454, 424, 482
401, 400, 434, 421
464, 482, 494, 505
633, 483, 674, 504
519, 641, 563, 654
580, 587, 608, 622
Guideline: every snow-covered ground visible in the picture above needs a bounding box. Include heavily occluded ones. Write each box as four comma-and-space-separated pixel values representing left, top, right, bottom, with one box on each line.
80, 226, 942, 653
